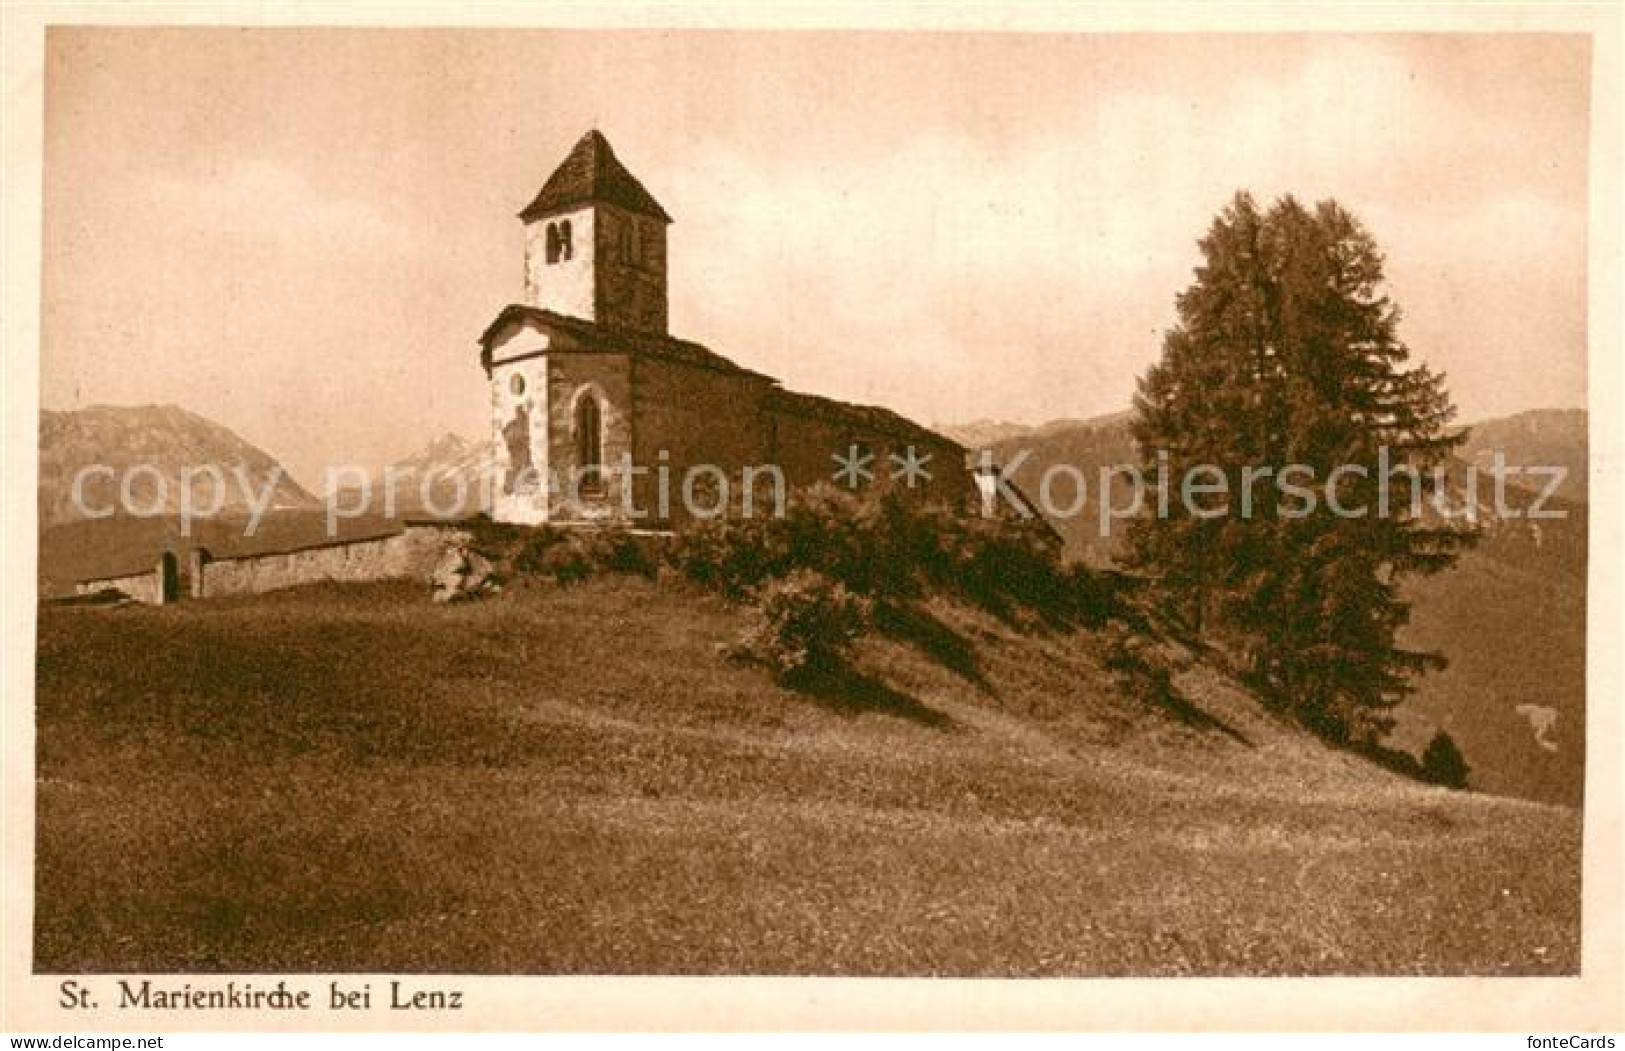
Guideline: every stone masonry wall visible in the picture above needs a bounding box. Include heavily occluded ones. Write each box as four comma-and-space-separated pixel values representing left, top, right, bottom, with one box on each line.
488, 321, 551, 525
195, 525, 465, 599
524, 206, 596, 320
594, 204, 668, 334
766, 405, 972, 507
630, 358, 775, 525
546, 353, 633, 524
76, 568, 162, 605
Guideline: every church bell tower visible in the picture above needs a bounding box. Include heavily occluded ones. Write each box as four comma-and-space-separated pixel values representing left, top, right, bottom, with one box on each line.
518, 130, 672, 334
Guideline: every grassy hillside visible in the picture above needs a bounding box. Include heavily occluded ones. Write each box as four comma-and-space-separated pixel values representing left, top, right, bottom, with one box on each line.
1392, 550, 1586, 806
36, 577, 1579, 975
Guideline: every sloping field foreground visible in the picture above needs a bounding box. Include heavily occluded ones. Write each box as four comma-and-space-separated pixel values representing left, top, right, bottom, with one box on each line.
35, 578, 1579, 975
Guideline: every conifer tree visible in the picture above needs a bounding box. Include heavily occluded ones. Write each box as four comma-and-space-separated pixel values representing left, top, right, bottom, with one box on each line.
1421, 730, 1472, 789
1125, 193, 1476, 741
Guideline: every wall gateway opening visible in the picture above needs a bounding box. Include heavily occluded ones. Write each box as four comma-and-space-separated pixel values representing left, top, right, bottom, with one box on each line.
159, 551, 181, 604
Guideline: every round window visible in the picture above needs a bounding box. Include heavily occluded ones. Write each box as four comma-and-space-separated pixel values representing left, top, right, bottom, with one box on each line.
509, 373, 526, 397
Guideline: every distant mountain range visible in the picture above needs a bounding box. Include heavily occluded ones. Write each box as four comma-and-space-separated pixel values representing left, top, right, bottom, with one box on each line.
1458, 407, 1587, 503
326, 432, 498, 519
388, 432, 495, 484
934, 412, 1134, 450
38, 404, 316, 529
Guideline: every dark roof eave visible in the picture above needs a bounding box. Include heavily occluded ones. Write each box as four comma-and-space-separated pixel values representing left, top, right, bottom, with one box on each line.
766, 388, 966, 452
518, 200, 673, 225
476, 305, 774, 382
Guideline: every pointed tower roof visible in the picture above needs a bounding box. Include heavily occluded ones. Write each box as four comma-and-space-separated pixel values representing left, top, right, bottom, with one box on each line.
518, 130, 673, 224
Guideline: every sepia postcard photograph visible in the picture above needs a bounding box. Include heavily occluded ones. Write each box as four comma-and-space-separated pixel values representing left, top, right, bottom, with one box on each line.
2, 1, 1621, 1036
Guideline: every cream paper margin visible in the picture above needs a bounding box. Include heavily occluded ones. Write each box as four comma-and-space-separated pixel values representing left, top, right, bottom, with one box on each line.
1, 1, 1619, 1032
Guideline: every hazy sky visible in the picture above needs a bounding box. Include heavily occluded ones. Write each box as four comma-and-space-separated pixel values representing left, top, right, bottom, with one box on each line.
41, 29, 1590, 487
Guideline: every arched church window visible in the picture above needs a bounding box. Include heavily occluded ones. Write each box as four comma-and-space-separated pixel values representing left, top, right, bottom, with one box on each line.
575, 394, 603, 493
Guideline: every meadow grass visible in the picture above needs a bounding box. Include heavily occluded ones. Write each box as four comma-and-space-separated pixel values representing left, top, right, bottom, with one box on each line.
35, 577, 1580, 975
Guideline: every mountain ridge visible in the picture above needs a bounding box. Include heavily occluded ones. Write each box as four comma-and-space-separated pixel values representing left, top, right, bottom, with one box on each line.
38, 404, 316, 530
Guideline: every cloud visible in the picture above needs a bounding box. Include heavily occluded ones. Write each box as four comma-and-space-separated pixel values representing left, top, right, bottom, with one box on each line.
146, 158, 415, 259
660, 36, 1584, 425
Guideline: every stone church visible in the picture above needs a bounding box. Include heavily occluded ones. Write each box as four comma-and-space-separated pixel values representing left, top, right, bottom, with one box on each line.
478, 131, 971, 526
